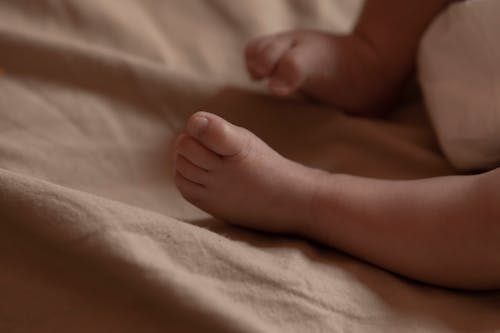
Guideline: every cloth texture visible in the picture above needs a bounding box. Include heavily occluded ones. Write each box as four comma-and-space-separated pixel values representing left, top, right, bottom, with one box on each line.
0, 1, 499, 332
419, 0, 500, 170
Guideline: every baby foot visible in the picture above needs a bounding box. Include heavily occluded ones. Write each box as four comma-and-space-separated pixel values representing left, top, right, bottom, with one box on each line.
174, 111, 323, 234
245, 30, 407, 113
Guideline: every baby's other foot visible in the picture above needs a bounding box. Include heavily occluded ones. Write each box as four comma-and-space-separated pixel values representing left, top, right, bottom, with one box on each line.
174, 111, 322, 234
245, 30, 408, 114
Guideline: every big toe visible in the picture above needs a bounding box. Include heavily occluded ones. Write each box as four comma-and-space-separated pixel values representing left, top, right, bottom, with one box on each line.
186, 112, 250, 157
268, 49, 308, 96
245, 35, 295, 79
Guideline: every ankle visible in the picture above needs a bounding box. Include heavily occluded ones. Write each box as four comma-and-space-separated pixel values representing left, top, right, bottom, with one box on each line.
295, 168, 331, 239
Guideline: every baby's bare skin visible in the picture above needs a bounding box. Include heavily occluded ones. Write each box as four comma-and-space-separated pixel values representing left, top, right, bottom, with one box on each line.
174, 0, 500, 289
175, 111, 500, 289
245, 30, 399, 113
246, 0, 455, 114
175, 112, 321, 233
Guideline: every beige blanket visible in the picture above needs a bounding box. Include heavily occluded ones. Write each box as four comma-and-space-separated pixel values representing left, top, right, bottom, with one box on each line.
419, 0, 500, 171
0, 1, 498, 332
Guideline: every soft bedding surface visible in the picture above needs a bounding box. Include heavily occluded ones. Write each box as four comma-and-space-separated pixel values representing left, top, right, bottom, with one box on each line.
0, 1, 498, 332
419, 0, 500, 171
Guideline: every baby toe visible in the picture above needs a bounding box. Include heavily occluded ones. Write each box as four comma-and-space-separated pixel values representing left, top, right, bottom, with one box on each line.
186, 112, 251, 158
176, 134, 221, 170
175, 154, 209, 186
268, 49, 306, 96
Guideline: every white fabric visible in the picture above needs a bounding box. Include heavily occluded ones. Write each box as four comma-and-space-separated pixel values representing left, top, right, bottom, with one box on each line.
419, 0, 500, 170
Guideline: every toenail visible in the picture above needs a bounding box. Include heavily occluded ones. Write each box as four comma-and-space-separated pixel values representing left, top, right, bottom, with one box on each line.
189, 116, 209, 137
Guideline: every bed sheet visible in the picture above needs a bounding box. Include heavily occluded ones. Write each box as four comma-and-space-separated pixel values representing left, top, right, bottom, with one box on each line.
0, 1, 498, 332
